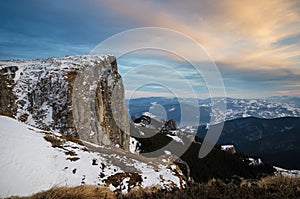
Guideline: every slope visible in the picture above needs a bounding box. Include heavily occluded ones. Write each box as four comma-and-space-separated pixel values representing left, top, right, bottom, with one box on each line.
0, 116, 185, 198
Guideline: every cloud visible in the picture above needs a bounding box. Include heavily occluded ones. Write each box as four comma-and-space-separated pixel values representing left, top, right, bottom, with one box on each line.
96, 0, 300, 66
1, 0, 299, 97
94, 0, 300, 97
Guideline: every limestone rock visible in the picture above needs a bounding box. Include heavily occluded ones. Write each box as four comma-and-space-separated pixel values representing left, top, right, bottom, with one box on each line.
0, 55, 130, 150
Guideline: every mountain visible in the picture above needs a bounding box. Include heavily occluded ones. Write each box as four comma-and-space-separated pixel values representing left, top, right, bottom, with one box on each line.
128, 97, 300, 170
1, 55, 298, 197
0, 55, 129, 149
0, 55, 187, 198
196, 117, 300, 169
266, 96, 300, 107
127, 97, 300, 127
130, 118, 275, 183
0, 115, 186, 198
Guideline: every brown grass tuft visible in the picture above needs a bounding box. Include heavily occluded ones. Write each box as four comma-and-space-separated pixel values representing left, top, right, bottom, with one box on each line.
44, 135, 65, 148
122, 175, 300, 199
6, 185, 116, 199
18, 114, 29, 122
67, 157, 80, 162
0, 111, 14, 118
258, 175, 300, 189
65, 150, 77, 156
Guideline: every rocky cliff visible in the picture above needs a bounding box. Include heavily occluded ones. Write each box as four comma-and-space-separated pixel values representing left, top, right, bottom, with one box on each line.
0, 55, 129, 150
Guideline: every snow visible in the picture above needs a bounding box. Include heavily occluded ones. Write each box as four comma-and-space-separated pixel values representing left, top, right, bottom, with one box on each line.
242, 113, 251, 118
166, 134, 184, 144
248, 158, 263, 166
13, 66, 24, 82
220, 145, 235, 151
131, 161, 183, 189
0, 116, 119, 197
0, 116, 184, 197
143, 111, 157, 119
168, 107, 175, 112
180, 126, 196, 134
42, 103, 53, 125
202, 98, 300, 124
129, 137, 140, 153
274, 166, 300, 177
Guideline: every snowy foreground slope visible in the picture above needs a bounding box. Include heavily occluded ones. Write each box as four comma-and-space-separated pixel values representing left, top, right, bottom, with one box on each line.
0, 116, 185, 198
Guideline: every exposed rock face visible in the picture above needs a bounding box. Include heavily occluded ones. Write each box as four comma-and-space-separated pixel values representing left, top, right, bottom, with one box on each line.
160, 119, 178, 135
0, 55, 130, 150
132, 115, 151, 126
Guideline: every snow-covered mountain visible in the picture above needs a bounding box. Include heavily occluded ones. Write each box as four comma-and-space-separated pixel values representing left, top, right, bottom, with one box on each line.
127, 97, 300, 127
206, 97, 300, 124
0, 116, 186, 198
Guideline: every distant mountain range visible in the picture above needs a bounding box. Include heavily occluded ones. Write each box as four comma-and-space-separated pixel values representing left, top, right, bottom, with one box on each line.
128, 96, 300, 170
127, 96, 300, 126
196, 116, 300, 170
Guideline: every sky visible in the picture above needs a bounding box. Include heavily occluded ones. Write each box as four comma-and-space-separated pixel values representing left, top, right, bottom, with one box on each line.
1, 0, 300, 98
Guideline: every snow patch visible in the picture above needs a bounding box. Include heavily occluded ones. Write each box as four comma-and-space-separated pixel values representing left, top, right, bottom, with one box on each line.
248, 158, 263, 166
274, 166, 300, 177
220, 145, 235, 151
130, 137, 140, 153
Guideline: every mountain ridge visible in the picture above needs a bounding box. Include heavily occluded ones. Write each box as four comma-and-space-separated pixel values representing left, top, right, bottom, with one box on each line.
196, 116, 300, 169
127, 96, 300, 127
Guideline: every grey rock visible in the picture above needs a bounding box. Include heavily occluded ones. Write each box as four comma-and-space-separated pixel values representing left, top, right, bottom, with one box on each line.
0, 55, 130, 150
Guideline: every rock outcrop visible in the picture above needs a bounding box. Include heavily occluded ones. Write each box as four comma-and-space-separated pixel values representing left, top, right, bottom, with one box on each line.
160, 119, 179, 135
0, 55, 129, 150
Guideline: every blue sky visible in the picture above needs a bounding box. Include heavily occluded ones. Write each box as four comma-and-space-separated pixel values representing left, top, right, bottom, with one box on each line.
1, 0, 300, 98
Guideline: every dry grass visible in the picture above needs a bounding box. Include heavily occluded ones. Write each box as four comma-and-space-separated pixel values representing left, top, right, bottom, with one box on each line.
65, 150, 77, 156
18, 114, 29, 122
4, 175, 300, 199
0, 111, 14, 118
61, 134, 84, 146
43, 135, 65, 148
7, 185, 116, 199
66, 157, 80, 162
43, 133, 85, 149
258, 175, 300, 187
123, 175, 300, 199
125, 185, 162, 198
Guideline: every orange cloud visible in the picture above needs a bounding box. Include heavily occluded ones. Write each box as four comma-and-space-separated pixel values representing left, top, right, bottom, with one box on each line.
92, 0, 300, 73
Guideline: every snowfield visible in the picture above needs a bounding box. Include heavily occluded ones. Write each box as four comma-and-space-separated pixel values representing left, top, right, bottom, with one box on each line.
0, 116, 185, 198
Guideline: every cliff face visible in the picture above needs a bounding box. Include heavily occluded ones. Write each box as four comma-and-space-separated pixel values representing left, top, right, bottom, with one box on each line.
0, 55, 129, 150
